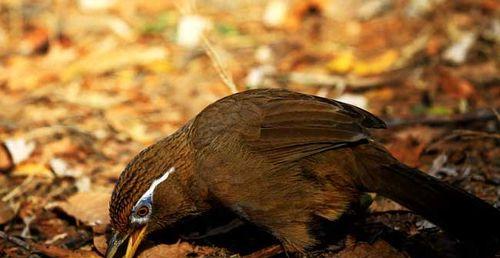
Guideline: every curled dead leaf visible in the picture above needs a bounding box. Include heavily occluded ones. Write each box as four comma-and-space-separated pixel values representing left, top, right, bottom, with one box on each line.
54, 191, 111, 226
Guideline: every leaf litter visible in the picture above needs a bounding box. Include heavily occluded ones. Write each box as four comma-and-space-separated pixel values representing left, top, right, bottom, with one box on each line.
0, 0, 498, 257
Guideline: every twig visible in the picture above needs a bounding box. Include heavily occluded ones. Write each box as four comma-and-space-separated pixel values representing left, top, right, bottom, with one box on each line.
0, 230, 34, 252
2, 175, 34, 202
492, 108, 500, 122
176, 0, 238, 94
201, 35, 238, 94
385, 108, 497, 127
243, 245, 283, 258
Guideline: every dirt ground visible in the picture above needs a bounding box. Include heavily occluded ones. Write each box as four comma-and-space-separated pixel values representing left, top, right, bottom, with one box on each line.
0, 0, 498, 257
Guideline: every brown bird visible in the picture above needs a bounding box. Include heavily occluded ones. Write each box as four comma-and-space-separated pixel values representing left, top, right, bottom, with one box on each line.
105, 89, 500, 258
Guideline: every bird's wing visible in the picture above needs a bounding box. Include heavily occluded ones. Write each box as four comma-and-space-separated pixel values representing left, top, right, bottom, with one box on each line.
243, 89, 386, 165
191, 89, 385, 166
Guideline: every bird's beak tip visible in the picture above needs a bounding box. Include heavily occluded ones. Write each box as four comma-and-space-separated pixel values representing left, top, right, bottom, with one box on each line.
125, 226, 148, 258
105, 230, 128, 258
105, 226, 148, 258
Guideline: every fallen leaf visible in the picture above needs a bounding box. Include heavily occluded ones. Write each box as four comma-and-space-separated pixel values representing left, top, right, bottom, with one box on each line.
50, 158, 83, 178
3, 138, 36, 165
138, 242, 195, 258
335, 94, 368, 110
78, 0, 117, 11
263, 0, 289, 27
0, 143, 13, 171
32, 243, 101, 258
370, 196, 406, 212
442, 31, 476, 64
327, 51, 355, 74
94, 234, 108, 255
105, 106, 158, 144
177, 15, 213, 48
75, 176, 92, 192
337, 239, 408, 258
353, 49, 399, 76
54, 191, 111, 226
62, 46, 168, 81
18, 27, 50, 55
426, 36, 444, 56
357, 0, 392, 20
386, 126, 439, 167
439, 71, 475, 99
11, 163, 54, 179
0, 200, 16, 224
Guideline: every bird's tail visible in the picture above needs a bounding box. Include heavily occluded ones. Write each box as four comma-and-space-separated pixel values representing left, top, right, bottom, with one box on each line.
352, 144, 500, 255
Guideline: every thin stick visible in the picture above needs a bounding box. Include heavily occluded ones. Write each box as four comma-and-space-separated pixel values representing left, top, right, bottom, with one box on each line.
176, 0, 238, 94
0, 231, 33, 252
492, 108, 499, 122
200, 35, 238, 94
243, 244, 283, 258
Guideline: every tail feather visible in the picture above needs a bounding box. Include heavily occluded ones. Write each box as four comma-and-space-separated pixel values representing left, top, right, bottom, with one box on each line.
353, 146, 500, 253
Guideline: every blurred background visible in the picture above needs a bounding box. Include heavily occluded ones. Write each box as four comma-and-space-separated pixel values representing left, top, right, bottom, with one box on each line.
0, 0, 498, 257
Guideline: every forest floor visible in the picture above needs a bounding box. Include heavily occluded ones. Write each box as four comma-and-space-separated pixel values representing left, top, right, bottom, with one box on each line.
0, 0, 498, 257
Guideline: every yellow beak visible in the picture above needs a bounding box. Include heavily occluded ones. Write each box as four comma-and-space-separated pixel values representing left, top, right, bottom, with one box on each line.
105, 226, 147, 258
125, 226, 148, 258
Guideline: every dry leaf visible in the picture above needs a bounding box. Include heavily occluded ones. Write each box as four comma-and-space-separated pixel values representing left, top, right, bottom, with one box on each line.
337, 240, 408, 258
370, 196, 406, 212
0, 143, 13, 171
18, 27, 50, 55
439, 71, 475, 99
94, 234, 108, 255
328, 49, 399, 76
105, 106, 157, 144
11, 163, 54, 179
327, 51, 355, 74
386, 126, 440, 167
50, 158, 83, 178
443, 32, 476, 64
62, 46, 168, 81
335, 94, 368, 110
55, 191, 111, 226
353, 49, 399, 76
263, 0, 289, 27
0, 200, 16, 224
78, 0, 117, 11
4, 138, 36, 165
32, 243, 101, 258
287, 0, 327, 29
138, 242, 195, 258
177, 15, 212, 48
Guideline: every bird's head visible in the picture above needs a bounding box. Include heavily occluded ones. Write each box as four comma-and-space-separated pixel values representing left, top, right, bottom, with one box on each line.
105, 138, 201, 258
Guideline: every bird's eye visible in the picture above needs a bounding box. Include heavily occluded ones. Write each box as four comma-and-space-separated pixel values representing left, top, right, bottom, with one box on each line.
136, 205, 150, 217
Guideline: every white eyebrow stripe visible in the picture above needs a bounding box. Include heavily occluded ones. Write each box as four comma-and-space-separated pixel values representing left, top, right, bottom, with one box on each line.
134, 167, 176, 208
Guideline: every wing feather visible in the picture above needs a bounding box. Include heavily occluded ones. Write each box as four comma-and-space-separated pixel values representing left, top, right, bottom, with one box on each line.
241, 90, 385, 165
192, 89, 386, 166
